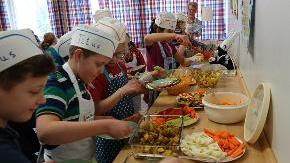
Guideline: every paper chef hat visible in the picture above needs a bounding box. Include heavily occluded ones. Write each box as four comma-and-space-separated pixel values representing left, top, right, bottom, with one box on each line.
175, 13, 188, 22
0, 29, 43, 72
71, 25, 118, 58
55, 30, 75, 58
94, 17, 127, 43
155, 12, 177, 30
93, 8, 112, 23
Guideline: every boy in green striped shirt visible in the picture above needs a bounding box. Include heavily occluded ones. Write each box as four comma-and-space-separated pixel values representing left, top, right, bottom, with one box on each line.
36, 25, 133, 162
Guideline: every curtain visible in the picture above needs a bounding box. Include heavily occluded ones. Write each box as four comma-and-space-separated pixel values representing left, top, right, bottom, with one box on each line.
199, 0, 226, 40
99, 0, 188, 47
47, 0, 92, 38
0, 0, 10, 31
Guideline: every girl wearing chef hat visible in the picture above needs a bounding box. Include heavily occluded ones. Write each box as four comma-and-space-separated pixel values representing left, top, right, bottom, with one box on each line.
35, 25, 134, 162
145, 12, 193, 71
175, 13, 188, 35
89, 17, 145, 163
0, 29, 55, 162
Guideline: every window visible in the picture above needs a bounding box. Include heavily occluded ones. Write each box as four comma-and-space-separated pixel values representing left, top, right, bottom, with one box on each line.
7, 0, 51, 40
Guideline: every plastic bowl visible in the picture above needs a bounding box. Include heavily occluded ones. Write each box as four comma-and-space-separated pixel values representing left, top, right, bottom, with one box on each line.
202, 92, 250, 124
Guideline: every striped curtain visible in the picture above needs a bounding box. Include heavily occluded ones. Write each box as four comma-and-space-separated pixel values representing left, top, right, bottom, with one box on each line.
47, 0, 93, 38
99, 0, 226, 46
0, 0, 10, 31
199, 0, 226, 40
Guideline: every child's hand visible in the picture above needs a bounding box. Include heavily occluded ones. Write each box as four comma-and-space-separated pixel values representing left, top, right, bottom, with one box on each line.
152, 66, 166, 79
121, 79, 146, 96
123, 113, 143, 123
106, 120, 133, 139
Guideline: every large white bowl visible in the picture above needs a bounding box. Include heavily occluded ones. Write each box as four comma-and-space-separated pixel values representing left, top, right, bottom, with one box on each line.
202, 92, 250, 124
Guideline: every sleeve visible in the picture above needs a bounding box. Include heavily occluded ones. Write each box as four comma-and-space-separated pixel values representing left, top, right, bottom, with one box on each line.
36, 75, 68, 120
119, 62, 128, 77
195, 20, 202, 37
134, 47, 146, 66
89, 75, 108, 102
0, 140, 31, 163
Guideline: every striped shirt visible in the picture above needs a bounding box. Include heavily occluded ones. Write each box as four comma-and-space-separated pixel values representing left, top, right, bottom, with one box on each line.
36, 66, 90, 121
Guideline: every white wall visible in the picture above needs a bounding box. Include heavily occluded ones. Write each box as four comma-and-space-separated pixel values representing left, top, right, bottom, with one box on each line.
237, 0, 290, 162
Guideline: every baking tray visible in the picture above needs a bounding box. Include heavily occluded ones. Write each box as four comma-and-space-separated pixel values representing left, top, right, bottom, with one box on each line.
128, 115, 184, 160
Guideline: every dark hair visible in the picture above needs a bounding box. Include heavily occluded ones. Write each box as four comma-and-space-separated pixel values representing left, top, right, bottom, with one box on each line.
69, 45, 97, 58
40, 32, 57, 50
149, 18, 165, 34
0, 55, 56, 91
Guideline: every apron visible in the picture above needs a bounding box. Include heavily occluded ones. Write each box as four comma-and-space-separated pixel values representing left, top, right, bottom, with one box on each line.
157, 42, 177, 70
95, 64, 134, 163
44, 62, 96, 161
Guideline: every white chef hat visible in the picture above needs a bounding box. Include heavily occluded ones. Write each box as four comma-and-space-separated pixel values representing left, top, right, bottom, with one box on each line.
175, 13, 188, 22
0, 29, 43, 72
93, 8, 112, 23
71, 25, 118, 58
155, 12, 177, 30
55, 30, 75, 58
94, 17, 127, 43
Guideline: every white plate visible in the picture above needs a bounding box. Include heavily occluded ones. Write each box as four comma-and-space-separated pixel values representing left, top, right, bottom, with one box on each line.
180, 132, 246, 162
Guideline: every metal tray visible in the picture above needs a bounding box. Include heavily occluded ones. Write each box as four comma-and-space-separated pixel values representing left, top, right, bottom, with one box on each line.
128, 115, 184, 159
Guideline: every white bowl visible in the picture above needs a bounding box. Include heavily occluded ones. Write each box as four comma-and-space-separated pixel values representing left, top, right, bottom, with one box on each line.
202, 92, 250, 124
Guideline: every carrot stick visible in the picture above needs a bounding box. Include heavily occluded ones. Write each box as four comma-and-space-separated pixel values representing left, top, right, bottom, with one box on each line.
230, 143, 245, 157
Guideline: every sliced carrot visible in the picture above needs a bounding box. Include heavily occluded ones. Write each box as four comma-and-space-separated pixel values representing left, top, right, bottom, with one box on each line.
230, 143, 245, 157
204, 128, 215, 136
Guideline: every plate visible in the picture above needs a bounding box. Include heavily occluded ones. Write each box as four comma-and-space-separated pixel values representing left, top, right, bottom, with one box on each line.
146, 78, 181, 90
128, 65, 146, 74
98, 121, 138, 140
180, 132, 246, 162
166, 114, 199, 127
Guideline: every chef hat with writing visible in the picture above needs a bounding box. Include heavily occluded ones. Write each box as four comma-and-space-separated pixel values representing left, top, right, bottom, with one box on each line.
155, 12, 177, 30
55, 30, 75, 58
175, 13, 188, 22
71, 25, 118, 58
0, 29, 43, 72
93, 8, 112, 23
94, 17, 127, 43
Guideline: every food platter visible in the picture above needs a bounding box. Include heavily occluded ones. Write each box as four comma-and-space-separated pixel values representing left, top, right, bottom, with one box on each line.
180, 129, 246, 162
176, 89, 206, 108
146, 77, 181, 91
129, 115, 183, 159
153, 107, 199, 127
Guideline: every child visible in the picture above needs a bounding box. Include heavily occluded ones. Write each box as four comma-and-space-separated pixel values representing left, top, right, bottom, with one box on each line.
35, 25, 133, 162
89, 17, 145, 163
145, 12, 192, 71
0, 29, 55, 162
175, 13, 188, 35
40, 32, 65, 66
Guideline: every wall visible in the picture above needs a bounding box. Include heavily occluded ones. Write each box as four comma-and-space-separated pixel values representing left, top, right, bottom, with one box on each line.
232, 0, 290, 162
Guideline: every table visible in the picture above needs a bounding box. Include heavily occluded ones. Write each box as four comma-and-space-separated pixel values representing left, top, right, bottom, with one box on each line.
114, 71, 277, 163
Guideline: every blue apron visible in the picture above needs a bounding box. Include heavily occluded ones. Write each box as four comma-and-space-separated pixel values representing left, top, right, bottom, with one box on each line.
95, 64, 134, 163
157, 42, 177, 70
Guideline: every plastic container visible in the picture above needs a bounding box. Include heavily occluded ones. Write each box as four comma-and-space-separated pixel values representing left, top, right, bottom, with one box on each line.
202, 92, 250, 124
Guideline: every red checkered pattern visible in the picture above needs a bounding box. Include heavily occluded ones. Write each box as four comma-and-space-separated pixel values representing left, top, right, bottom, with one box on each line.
99, 0, 226, 46
47, 0, 93, 38
0, 0, 10, 31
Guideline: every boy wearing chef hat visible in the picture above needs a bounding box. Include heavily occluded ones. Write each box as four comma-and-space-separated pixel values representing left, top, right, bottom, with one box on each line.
0, 29, 55, 162
54, 29, 76, 62
35, 25, 133, 162
93, 8, 112, 23
175, 13, 188, 35
89, 17, 145, 163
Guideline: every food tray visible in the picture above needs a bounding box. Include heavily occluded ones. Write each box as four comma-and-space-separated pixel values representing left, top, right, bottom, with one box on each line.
128, 115, 184, 159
